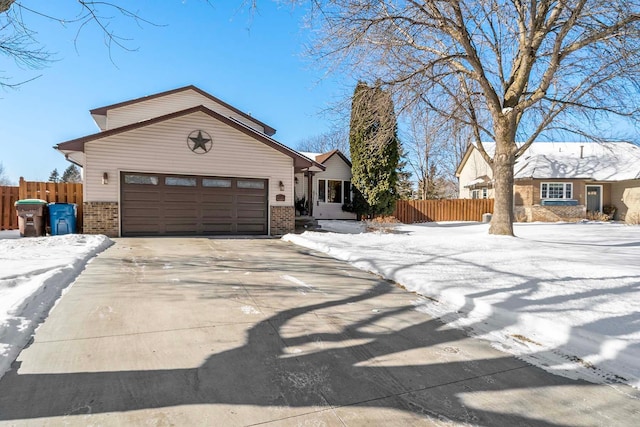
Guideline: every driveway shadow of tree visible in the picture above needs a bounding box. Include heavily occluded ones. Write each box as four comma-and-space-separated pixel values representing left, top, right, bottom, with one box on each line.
1, 278, 636, 426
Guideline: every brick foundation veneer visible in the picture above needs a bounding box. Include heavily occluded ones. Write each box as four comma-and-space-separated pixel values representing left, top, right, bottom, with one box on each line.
270, 206, 295, 235
83, 202, 119, 237
515, 205, 586, 222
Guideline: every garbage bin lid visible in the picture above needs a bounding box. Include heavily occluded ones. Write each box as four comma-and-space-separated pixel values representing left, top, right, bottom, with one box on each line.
15, 199, 48, 206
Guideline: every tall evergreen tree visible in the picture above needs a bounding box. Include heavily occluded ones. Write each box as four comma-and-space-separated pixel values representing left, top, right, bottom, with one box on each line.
396, 145, 414, 200
48, 168, 60, 183
61, 164, 82, 183
349, 81, 399, 217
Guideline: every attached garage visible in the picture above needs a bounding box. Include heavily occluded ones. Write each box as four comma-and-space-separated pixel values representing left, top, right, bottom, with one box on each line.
54, 86, 324, 237
120, 172, 267, 236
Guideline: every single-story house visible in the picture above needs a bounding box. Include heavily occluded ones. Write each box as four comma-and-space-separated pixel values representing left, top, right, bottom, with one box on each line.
55, 85, 353, 237
456, 141, 640, 222
296, 150, 356, 220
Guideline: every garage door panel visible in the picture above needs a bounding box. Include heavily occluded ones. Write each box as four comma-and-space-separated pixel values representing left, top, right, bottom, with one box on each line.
237, 209, 266, 219
237, 194, 267, 204
122, 207, 161, 217
124, 223, 164, 233
163, 206, 199, 216
202, 194, 235, 203
164, 224, 199, 234
201, 210, 234, 219
201, 223, 235, 233
122, 192, 161, 202
164, 194, 199, 203
121, 172, 268, 236
237, 223, 267, 233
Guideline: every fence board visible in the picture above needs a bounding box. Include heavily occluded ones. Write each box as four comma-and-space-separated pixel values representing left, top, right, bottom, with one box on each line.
0, 186, 19, 230
392, 199, 494, 223
0, 178, 83, 232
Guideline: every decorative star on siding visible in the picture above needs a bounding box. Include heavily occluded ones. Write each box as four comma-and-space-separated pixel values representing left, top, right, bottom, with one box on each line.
187, 130, 213, 154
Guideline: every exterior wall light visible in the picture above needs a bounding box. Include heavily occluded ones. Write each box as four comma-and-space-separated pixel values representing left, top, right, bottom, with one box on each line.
279, 180, 285, 191
102, 172, 109, 185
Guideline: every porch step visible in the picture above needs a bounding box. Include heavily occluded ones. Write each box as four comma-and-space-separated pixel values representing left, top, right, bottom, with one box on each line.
295, 216, 321, 233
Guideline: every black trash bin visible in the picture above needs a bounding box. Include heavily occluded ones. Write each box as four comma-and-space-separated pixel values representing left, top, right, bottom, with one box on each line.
15, 199, 48, 237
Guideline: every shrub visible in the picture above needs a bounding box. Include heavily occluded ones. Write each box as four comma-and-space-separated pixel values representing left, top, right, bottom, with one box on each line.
625, 212, 640, 225
586, 211, 610, 221
365, 215, 401, 233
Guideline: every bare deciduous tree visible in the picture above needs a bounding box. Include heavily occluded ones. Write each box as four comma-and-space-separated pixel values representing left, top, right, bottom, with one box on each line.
0, 162, 14, 185
300, 0, 640, 235
1, 1, 156, 87
296, 129, 349, 155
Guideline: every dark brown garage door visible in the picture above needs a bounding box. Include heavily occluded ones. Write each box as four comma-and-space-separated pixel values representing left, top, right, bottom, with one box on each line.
121, 172, 268, 236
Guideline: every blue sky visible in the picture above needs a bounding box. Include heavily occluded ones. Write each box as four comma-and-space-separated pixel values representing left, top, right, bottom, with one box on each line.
0, 1, 353, 184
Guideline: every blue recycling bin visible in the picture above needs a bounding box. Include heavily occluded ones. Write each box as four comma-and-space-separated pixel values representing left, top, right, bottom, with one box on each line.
48, 203, 77, 235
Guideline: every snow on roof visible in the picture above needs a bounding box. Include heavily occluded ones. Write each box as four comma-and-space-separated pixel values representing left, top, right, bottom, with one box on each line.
477, 142, 640, 181
299, 151, 322, 161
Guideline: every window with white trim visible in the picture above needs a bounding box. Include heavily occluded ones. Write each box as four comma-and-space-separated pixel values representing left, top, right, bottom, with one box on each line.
471, 188, 488, 199
541, 182, 572, 199
318, 179, 352, 203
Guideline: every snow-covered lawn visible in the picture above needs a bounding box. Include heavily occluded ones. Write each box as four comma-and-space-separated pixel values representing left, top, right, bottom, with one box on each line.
0, 231, 111, 380
284, 221, 640, 388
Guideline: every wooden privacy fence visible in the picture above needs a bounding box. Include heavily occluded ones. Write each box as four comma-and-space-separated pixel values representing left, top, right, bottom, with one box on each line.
0, 186, 19, 230
393, 199, 494, 223
0, 178, 83, 231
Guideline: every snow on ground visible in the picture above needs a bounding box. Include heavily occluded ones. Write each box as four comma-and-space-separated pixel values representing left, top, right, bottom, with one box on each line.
0, 230, 112, 380
284, 220, 640, 388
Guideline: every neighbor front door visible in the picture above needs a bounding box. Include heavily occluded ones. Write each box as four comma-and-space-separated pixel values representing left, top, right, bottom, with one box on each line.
586, 185, 602, 212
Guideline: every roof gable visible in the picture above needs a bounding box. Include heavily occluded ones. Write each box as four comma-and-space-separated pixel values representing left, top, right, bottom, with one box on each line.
89, 85, 276, 136
56, 105, 320, 170
300, 150, 352, 167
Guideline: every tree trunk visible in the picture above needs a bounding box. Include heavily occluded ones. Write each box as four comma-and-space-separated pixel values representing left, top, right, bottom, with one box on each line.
489, 123, 517, 236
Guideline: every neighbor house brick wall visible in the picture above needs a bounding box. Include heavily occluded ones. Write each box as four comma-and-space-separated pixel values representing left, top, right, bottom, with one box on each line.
514, 183, 534, 206
515, 205, 586, 222
611, 180, 640, 222
270, 206, 294, 235
83, 202, 119, 237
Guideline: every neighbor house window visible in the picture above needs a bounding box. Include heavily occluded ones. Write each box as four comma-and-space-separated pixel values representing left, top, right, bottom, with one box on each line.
471, 188, 488, 199
318, 179, 351, 203
541, 182, 572, 199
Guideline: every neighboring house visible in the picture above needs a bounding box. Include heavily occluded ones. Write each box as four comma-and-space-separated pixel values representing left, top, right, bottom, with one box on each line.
456, 141, 640, 222
296, 150, 356, 220
55, 85, 328, 237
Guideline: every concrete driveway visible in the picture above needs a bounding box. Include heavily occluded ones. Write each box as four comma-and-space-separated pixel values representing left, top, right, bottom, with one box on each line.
0, 238, 638, 426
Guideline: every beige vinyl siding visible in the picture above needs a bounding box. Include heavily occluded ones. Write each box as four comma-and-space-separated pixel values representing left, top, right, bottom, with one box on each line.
312, 155, 356, 220
458, 148, 493, 198
105, 90, 267, 134
611, 180, 640, 221
316, 156, 352, 181
84, 111, 293, 206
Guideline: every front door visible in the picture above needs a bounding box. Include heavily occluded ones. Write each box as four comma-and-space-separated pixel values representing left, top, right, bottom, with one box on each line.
586, 185, 602, 213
